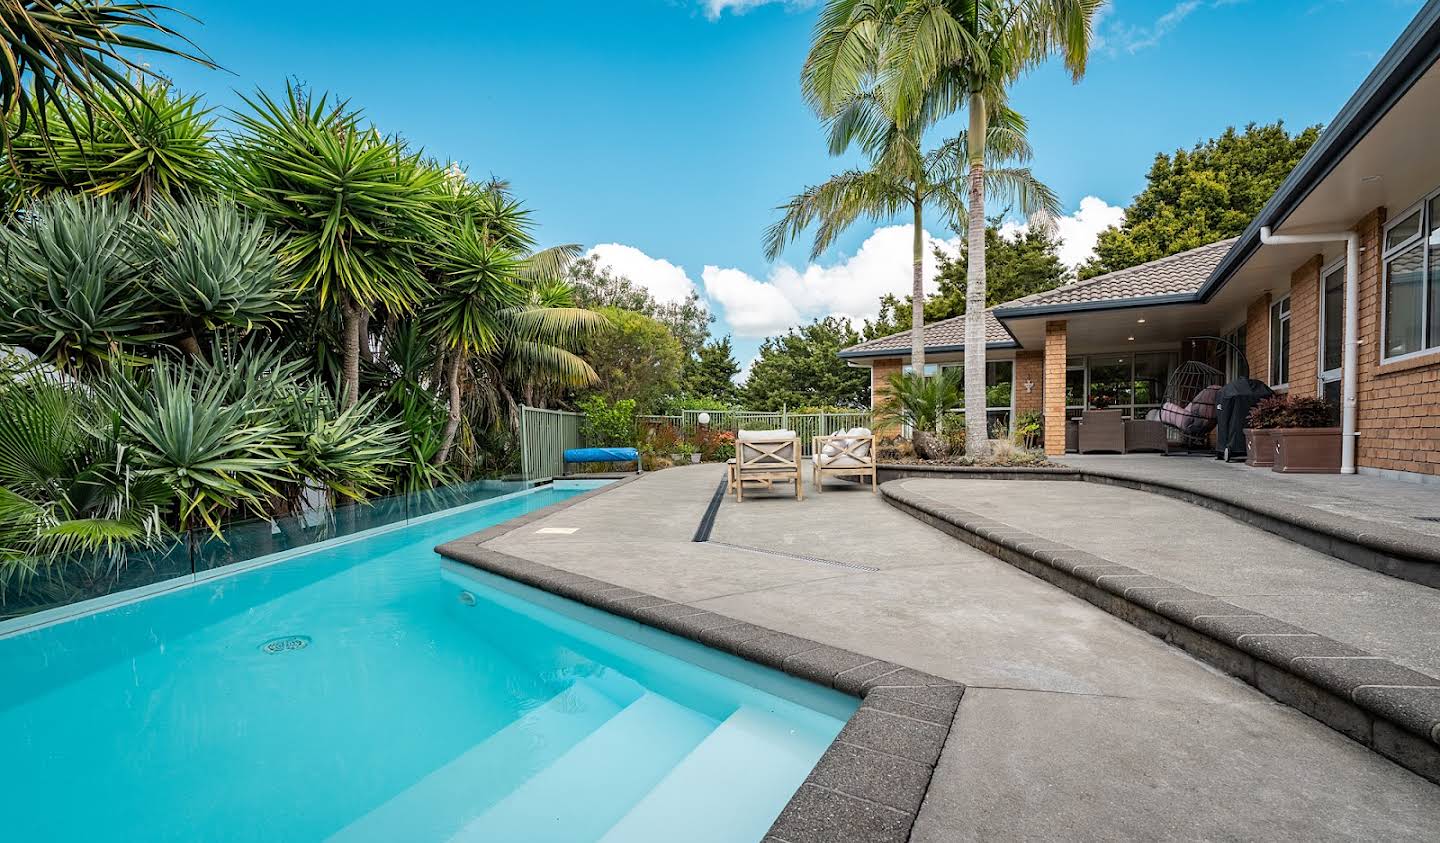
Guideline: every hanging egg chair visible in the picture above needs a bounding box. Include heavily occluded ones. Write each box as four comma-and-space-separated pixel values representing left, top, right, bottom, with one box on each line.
1159, 360, 1226, 449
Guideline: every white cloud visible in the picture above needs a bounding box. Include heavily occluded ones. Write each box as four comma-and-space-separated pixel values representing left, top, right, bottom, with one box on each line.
591, 204, 1126, 347
700, 224, 962, 338
1098, 0, 1205, 54
1053, 196, 1127, 268
587, 243, 697, 305
701, 0, 815, 20
700, 265, 803, 338
999, 197, 1125, 269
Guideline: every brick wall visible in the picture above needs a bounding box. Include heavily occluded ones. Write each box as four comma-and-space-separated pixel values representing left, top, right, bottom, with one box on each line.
1043, 322, 1067, 456
1245, 292, 1272, 388
869, 358, 902, 409
1287, 255, 1324, 398
1350, 207, 1440, 476
1014, 351, 1044, 419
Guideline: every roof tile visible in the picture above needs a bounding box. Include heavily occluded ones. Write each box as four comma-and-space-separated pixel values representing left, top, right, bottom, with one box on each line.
840, 238, 1236, 357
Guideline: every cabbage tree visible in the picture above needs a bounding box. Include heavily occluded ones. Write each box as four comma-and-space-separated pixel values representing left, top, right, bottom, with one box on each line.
227, 84, 444, 407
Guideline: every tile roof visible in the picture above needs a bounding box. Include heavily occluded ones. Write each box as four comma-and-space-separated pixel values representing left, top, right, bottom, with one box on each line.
839, 238, 1237, 358
995, 238, 1237, 312
838, 309, 1013, 358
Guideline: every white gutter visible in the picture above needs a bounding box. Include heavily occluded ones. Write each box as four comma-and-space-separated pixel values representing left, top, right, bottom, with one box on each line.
1259, 226, 1359, 474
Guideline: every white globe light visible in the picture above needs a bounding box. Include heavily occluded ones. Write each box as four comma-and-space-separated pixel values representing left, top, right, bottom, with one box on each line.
697, 412, 711, 426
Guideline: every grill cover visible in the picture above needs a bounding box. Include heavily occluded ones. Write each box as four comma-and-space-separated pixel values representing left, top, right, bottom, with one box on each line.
1215, 378, 1275, 460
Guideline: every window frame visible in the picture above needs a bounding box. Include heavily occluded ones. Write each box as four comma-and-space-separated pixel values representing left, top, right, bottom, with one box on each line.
1318, 257, 1346, 392
1380, 192, 1440, 363
1269, 295, 1292, 388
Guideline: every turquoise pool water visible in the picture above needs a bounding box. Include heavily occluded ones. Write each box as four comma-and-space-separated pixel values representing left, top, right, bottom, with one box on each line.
0, 485, 853, 842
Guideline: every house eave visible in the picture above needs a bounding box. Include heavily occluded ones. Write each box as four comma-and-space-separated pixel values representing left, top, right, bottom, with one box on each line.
1199, 0, 1440, 300
837, 340, 1019, 361
992, 292, 1200, 321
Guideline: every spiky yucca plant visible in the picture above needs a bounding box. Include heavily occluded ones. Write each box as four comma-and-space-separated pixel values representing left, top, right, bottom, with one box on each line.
3, 79, 218, 209
0, 1, 212, 151
0, 193, 161, 372
227, 83, 445, 408
140, 199, 294, 355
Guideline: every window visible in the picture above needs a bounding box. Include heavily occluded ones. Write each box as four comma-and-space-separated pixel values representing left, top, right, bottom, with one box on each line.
1224, 326, 1248, 382
1320, 261, 1345, 387
901, 363, 939, 377
1381, 193, 1440, 360
1064, 353, 1176, 419
1270, 296, 1291, 386
938, 361, 1015, 433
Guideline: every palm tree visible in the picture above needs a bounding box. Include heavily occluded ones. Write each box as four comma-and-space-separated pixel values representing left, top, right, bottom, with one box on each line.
226, 84, 444, 408
0, 1, 211, 151
422, 177, 601, 468
805, 0, 1097, 454
764, 98, 1056, 374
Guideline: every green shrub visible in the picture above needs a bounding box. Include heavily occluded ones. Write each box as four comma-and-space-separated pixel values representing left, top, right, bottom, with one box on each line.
579, 395, 637, 446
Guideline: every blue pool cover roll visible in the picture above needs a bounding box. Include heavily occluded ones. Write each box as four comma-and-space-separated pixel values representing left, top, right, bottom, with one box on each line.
563, 447, 639, 463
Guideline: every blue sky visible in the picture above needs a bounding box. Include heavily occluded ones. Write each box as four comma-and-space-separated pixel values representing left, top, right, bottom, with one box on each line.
152, 0, 1425, 370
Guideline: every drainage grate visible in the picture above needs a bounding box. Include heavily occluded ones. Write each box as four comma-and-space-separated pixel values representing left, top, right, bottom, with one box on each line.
259, 635, 311, 654
707, 540, 879, 573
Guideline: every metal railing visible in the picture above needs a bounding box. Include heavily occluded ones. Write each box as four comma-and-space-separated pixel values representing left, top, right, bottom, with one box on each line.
679, 409, 872, 456
519, 406, 875, 479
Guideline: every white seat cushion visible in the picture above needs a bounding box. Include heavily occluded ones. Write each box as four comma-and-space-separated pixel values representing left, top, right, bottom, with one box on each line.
817, 452, 867, 468
737, 428, 797, 442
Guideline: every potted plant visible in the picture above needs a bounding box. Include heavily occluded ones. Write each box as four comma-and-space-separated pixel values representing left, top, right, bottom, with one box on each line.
1247, 396, 1341, 473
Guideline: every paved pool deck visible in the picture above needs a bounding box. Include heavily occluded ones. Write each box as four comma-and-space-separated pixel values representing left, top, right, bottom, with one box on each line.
475, 464, 1440, 841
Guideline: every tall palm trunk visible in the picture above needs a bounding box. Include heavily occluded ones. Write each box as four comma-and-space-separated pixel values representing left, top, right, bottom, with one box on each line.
910, 196, 926, 374
963, 93, 990, 458
435, 352, 463, 465
341, 295, 362, 410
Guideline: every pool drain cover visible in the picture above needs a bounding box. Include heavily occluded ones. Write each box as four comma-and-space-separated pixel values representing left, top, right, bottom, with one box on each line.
260, 635, 311, 654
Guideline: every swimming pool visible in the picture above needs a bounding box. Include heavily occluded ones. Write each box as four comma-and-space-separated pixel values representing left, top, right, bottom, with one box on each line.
0, 483, 854, 842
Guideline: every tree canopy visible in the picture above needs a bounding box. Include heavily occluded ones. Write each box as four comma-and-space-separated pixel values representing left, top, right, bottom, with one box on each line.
1079, 121, 1321, 279
864, 222, 1068, 339
684, 337, 740, 402
742, 317, 869, 409
568, 254, 712, 359
582, 307, 684, 412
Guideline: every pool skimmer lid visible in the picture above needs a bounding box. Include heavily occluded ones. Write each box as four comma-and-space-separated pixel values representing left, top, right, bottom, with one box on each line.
259, 635, 311, 654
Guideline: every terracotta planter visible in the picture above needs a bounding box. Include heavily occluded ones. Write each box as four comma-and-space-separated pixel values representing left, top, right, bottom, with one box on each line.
1244, 429, 1275, 467
1271, 427, 1342, 474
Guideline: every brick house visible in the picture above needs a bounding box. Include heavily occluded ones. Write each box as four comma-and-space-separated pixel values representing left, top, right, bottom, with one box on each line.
840, 0, 1440, 483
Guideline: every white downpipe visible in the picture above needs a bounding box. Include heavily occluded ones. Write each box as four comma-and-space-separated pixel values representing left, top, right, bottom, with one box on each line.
1258, 226, 1359, 474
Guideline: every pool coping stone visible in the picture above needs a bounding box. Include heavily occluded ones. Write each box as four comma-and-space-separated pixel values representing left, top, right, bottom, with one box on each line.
436, 473, 964, 843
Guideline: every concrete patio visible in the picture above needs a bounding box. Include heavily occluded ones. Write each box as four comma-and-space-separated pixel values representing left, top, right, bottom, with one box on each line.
468, 464, 1440, 841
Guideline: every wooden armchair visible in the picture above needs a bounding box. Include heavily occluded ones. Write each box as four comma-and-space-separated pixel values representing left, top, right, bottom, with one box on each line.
732, 430, 803, 502
812, 430, 877, 493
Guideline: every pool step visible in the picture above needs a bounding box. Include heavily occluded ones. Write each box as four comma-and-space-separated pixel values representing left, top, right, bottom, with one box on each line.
598, 705, 823, 843
450, 691, 716, 842
327, 680, 623, 842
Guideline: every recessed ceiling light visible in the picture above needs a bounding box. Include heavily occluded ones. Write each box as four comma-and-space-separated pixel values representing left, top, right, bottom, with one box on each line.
1127, 336, 1135, 341
1136, 317, 1146, 323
